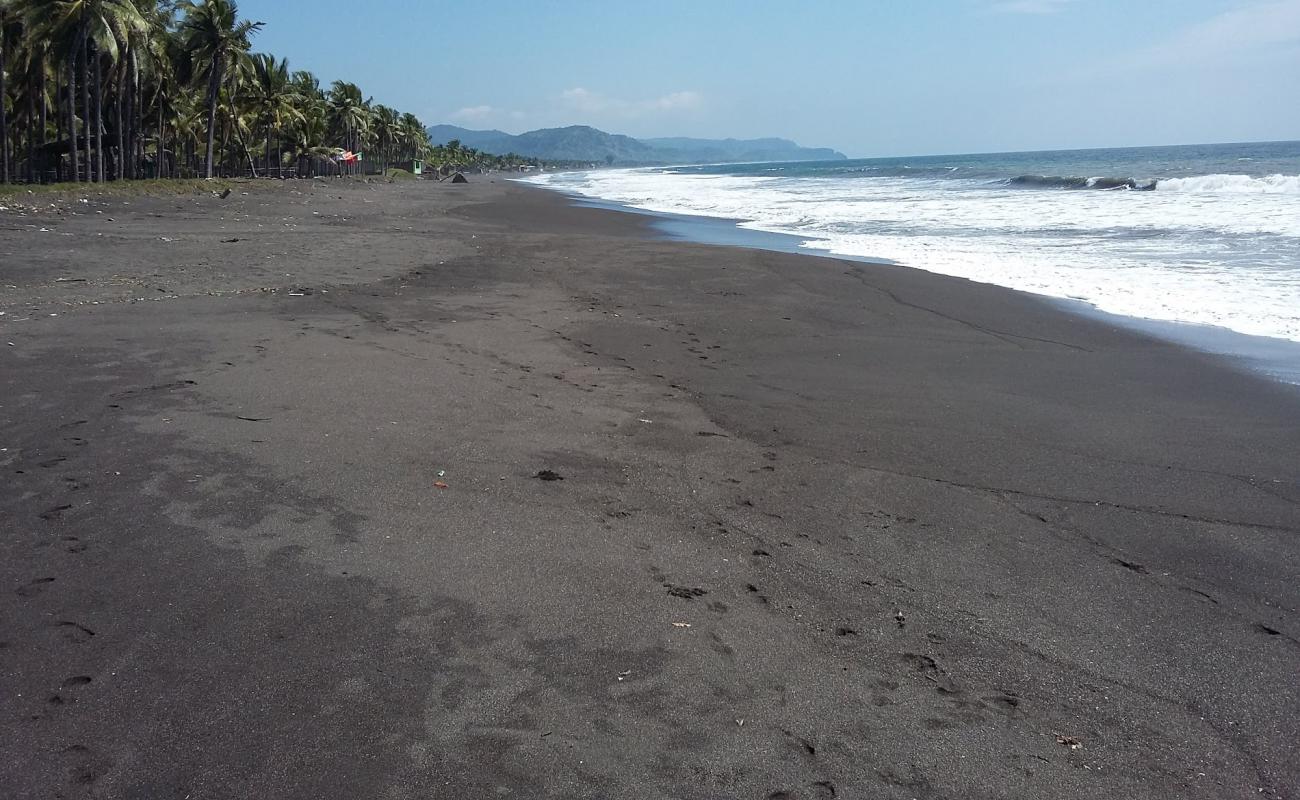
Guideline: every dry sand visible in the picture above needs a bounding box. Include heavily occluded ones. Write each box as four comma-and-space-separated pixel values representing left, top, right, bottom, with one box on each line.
2, 178, 1298, 799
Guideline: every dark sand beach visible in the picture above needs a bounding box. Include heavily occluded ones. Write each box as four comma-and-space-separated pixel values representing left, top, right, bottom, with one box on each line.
2, 179, 1298, 799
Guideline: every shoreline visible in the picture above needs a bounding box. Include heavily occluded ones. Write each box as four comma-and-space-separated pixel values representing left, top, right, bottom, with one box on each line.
526, 178, 1300, 387
2, 178, 1298, 798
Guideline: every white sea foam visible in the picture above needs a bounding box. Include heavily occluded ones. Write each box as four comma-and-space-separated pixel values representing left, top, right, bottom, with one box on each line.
1156, 173, 1300, 194
525, 168, 1300, 343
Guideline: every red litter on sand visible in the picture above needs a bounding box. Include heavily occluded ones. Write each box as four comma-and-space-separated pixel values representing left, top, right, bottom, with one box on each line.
434, 481, 449, 489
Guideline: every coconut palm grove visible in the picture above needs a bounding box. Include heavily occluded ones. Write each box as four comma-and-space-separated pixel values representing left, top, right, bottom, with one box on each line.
0, 0, 540, 184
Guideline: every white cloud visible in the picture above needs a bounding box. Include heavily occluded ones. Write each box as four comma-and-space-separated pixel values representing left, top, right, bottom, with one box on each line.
449, 105, 497, 122
559, 87, 608, 113
649, 91, 704, 111
990, 0, 1076, 13
447, 105, 528, 127
1125, 0, 1300, 68
1077, 0, 1300, 76
560, 87, 704, 117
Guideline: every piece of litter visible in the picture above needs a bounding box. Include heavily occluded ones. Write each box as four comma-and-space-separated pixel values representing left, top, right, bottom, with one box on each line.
535, 470, 564, 481
671, 622, 692, 628
616, 670, 632, 681
436, 470, 446, 478
638, 418, 653, 424
433, 481, 449, 489
736, 718, 744, 726
1055, 734, 1082, 750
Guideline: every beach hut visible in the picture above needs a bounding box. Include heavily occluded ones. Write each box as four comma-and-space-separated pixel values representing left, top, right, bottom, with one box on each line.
410, 159, 424, 176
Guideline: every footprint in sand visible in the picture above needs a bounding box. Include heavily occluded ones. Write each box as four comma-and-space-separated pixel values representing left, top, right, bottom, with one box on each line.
15, 577, 55, 597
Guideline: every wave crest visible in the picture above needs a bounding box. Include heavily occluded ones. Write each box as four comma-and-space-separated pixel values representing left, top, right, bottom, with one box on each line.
1156, 173, 1300, 194
1005, 175, 1156, 191
1004, 172, 1300, 194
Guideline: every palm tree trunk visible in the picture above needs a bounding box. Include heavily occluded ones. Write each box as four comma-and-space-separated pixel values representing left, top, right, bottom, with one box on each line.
67, 53, 79, 182
155, 100, 163, 178
156, 99, 164, 178
93, 47, 105, 182
115, 68, 125, 180
38, 60, 47, 182
28, 70, 38, 183
80, 32, 92, 182
0, 33, 9, 183
128, 53, 138, 179
0, 35, 9, 183
203, 52, 222, 178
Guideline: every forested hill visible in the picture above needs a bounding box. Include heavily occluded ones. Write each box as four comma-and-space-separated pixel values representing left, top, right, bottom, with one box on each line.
426, 125, 846, 165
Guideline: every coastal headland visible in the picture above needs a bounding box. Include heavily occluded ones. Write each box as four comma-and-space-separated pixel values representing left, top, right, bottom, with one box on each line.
2, 179, 1297, 799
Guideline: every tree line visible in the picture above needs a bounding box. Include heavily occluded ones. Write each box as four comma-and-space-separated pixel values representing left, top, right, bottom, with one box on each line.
0, 0, 538, 185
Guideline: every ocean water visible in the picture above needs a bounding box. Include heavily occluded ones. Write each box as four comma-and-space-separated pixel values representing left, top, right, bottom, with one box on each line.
524, 141, 1300, 346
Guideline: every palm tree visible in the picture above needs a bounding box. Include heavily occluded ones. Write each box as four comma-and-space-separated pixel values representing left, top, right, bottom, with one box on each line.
15, 0, 149, 182
1, 0, 13, 183
243, 52, 298, 177
2, 0, 536, 186
327, 80, 369, 175
178, 0, 259, 177
371, 102, 397, 172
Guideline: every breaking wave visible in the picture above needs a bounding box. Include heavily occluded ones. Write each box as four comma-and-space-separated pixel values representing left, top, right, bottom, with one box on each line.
1005, 175, 1156, 191
1156, 173, 1300, 194
1005, 172, 1300, 194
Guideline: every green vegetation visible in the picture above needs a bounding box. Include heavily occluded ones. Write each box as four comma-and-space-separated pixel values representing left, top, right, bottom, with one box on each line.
0, 0, 532, 185
429, 138, 539, 174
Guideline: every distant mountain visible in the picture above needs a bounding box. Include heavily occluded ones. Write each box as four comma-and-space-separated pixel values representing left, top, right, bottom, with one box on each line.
426, 124, 845, 165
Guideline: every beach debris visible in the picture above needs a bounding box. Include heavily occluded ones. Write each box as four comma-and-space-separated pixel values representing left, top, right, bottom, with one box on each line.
450, 172, 469, 184
616, 670, 632, 681
54, 277, 87, 283
534, 470, 564, 481
433, 481, 449, 489
671, 622, 692, 628
436, 470, 446, 478
666, 585, 708, 600
218, 188, 232, 199
234, 416, 270, 422
1055, 734, 1083, 750
894, 610, 906, 628
221, 238, 242, 243
158, 236, 174, 242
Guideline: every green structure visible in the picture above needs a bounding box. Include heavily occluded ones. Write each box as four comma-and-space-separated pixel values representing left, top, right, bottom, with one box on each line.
411, 160, 424, 176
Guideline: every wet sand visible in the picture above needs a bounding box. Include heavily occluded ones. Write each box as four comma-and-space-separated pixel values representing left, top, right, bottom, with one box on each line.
1, 178, 1297, 799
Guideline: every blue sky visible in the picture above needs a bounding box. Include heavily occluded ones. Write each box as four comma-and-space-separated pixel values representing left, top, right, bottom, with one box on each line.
240, 0, 1300, 157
